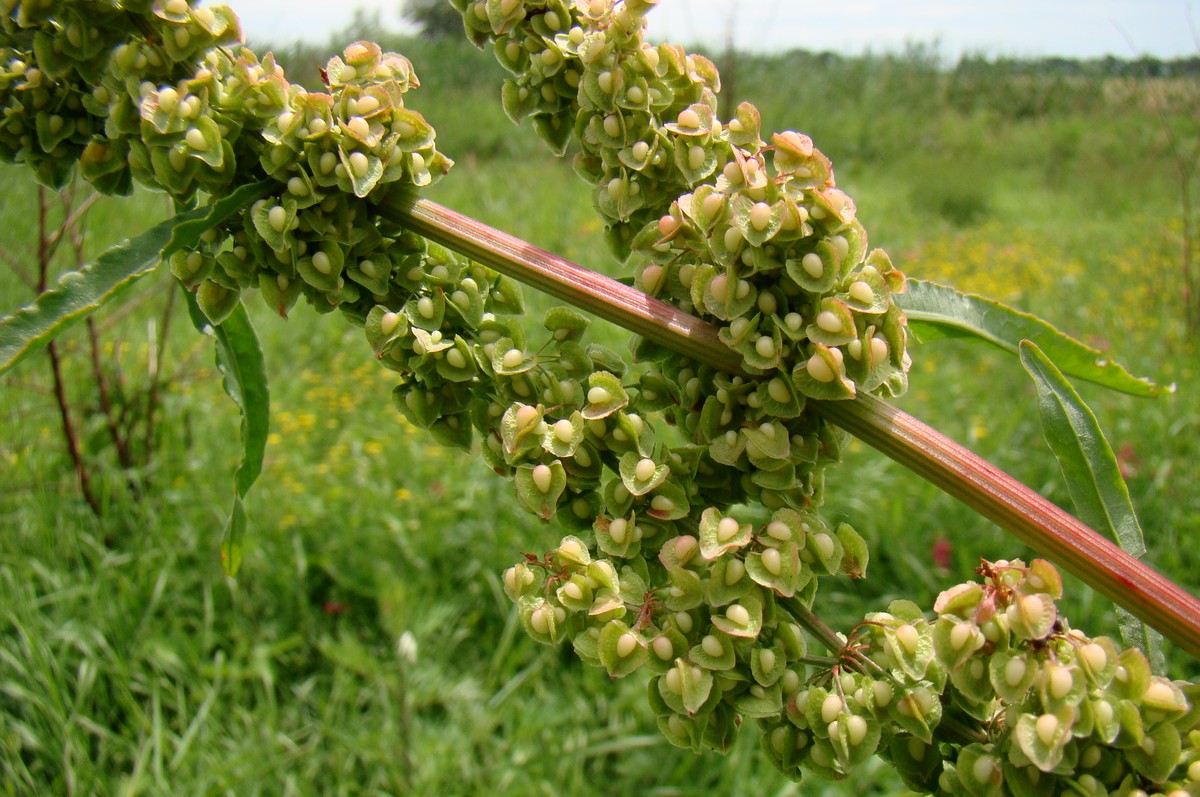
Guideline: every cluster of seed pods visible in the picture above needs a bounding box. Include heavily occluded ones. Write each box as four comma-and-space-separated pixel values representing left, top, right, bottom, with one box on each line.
3, 2, 1197, 793
448, 2, 1200, 792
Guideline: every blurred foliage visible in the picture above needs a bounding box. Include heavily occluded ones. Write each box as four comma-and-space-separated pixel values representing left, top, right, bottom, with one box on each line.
401, 0, 465, 39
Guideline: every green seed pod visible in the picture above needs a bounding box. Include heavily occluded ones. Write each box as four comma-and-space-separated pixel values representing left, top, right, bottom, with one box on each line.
514, 460, 567, 520
518, 596, 568, 645
195, 278, 240, 324
598, 619, 647, 678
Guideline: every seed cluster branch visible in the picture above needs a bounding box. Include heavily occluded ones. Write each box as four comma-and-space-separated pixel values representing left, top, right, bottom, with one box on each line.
4, 1, 1200, 793
395, 194, 1200, 660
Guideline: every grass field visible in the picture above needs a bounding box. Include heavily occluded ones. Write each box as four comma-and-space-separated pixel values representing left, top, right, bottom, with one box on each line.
1, 29, 1198, 796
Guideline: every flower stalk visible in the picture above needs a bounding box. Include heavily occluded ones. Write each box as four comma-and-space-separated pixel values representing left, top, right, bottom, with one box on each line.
386, 192, 737, 371
777, 595, 846, 655
391, 193, 1200, 658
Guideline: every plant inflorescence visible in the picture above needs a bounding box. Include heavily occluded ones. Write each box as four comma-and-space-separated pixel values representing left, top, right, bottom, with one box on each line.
1, 1, 1198, 794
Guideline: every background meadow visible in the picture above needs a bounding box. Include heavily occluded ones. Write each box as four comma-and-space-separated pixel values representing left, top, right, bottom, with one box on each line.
1, 19, 1198, 796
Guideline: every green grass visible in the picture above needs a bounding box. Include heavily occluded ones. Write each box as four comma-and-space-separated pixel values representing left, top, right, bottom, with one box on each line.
2, 36, 1199, 795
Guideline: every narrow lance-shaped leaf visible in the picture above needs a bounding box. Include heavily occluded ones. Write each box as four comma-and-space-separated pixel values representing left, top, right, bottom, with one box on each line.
1018, 340, 1165, 672
0, 180, 273, 376
223, 494, 249, 581
900, 279, 1168, 397
185, 290, 270, 578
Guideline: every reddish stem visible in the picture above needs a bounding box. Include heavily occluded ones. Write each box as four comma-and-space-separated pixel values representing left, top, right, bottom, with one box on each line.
817, 395, 1200, 658
390, 194, 1200, 658
142, 282, 177, 467
72, 201, 134, 475
383, 195, 735, 370
37, 186, 101, 516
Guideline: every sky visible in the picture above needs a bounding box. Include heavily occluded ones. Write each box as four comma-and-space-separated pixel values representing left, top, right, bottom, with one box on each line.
226, 0, 1200, 61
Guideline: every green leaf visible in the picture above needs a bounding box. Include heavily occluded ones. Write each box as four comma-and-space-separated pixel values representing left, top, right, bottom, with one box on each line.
900, 279, 1168, 397
222, 493, 247, 577
542, 305, 592, 342
0, 180, 272, 376
196, 280, 241, 325
1018, 341, 1164, 672
887, 684, 942, 745
658, 659, 715, 716
645, 628, 688, 674
501, 402, 544, 462
594, 512, 642, 559
186, 291, 270, 577
518, 596, 566, 645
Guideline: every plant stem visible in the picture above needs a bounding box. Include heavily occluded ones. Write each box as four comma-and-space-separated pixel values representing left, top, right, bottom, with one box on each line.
37, 186, 101, 516
935, 706, 990, 746
779, 596, 847, 656
796, 654, 840, 668
384, 194, 739, 372
142, 282, 177, 468
816, 395, 1200, 658
87, 316, 132, 470
47, 340, 100, 515
390, 194, 1200, 658
72, 199, 136, 477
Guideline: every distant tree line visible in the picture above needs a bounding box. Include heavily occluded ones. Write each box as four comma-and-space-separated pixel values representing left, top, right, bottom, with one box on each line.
398, 0, 1200, 78
263, 2, 1200, 92
957, 53, 1200, 79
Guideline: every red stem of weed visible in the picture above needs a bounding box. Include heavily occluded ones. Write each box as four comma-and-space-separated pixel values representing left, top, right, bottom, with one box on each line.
392, 194, 1200, 658
38, 186, 101, 516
